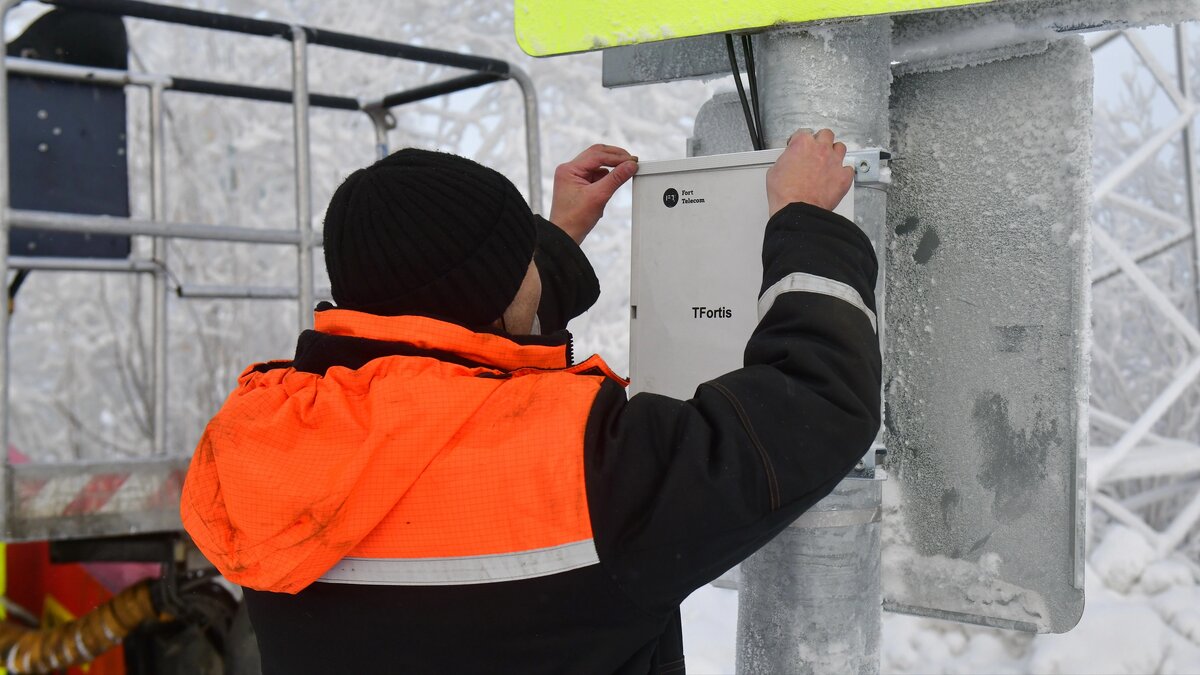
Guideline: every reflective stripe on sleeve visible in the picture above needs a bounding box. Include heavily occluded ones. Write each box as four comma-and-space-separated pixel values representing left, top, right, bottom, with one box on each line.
317, 539, 600, 586
758, 272, 877, 332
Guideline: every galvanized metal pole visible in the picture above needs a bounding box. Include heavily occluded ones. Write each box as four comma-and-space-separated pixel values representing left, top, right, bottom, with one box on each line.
737, 479, 883, 674
735, 19, 891, 675
291, 26, 315, 331
149, 82, 168, 455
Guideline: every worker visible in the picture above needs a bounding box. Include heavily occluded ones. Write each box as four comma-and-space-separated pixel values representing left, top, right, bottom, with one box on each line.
180, 128, 881, 674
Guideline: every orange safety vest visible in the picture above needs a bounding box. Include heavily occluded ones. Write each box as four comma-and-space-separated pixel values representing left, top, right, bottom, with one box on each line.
180, 310, 627, 594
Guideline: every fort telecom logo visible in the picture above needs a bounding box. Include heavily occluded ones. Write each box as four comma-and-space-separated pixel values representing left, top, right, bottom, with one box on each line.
663, 188, 679, 208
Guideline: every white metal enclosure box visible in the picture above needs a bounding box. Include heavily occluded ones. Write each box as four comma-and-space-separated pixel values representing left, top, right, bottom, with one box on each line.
629, 149, 854, 401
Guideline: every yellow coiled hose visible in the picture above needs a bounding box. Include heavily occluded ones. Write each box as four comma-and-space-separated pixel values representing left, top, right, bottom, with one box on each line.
0, 580, 172, 674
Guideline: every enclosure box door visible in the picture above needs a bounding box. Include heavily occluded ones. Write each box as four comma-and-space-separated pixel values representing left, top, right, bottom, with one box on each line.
629, 149, 853, 401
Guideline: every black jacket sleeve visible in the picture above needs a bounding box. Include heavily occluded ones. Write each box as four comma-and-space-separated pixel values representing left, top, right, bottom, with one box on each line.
534, 215, 600, 334
583, 202, 882, 616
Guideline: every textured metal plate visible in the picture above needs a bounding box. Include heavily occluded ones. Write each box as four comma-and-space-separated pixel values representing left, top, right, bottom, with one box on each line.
7, 457, 189, 541
881, 38, 1091, 633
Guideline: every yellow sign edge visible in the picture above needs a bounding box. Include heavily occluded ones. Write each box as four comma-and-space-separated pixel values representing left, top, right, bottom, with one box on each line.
514, 1, 997, 57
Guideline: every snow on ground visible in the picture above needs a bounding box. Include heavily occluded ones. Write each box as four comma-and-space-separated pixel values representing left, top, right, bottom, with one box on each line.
681, 525, 1200, 674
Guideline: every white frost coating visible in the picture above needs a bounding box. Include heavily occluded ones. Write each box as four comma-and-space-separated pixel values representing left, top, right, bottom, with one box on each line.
883, 497, 1053, 632
1091, 524, 1158, 593
1031, 609, 1169, 673
895, 0, 1200, 55
1152, 586, 1200, 645
895, 19, 1046, 62
893, 0, 1200, 75
883, 38, 1092, 631
1137, 557, 1199, 595
883, 547, 1053, 630
756, 19, 892, 148
1030, 599, 1170, 674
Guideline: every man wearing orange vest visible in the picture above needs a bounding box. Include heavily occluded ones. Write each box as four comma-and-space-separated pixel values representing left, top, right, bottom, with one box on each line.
181, 129, 880, 674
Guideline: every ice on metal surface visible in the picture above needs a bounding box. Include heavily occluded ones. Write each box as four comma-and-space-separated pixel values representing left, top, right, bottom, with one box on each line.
738, 478, 883, 674
883, 479, 1053, 632
893, 0, 1200, 75
602, 0, 1200, 88
894, 0, 1200, 50
690, 92, 757, 157
882, 38, 1092, 633
757, 20, 893, 149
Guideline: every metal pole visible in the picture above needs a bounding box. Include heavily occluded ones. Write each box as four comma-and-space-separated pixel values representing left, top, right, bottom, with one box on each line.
0, 0, 22, 539
363, 104, 396, 161
372, 114, 390, 160
5, 56, 160, 87
291, 26, 315, 331
735, 19, 891, 675
507, 66, 543, 213
737, 479, 883, 674
7, 209, 305, 244
7, 257, 159, 273
176, 283, 332, 300
150, 82, 168, 455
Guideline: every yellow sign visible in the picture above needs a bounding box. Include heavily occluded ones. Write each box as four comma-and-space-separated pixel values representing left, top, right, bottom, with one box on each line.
515, 0, 995, 56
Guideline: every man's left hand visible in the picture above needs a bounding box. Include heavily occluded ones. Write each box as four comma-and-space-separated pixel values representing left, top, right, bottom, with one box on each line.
549, 144, 638, 245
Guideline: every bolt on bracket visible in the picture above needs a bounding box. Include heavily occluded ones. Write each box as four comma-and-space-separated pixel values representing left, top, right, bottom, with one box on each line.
849, 148, 891, 186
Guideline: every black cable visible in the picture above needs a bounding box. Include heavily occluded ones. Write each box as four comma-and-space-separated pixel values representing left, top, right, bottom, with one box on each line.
725, 34, 762, 151
8, 269, 30, 315
742, 35, 763, 148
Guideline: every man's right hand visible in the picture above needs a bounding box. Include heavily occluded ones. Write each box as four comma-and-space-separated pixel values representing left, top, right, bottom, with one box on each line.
766, 128, 856, 217
549, 144, 639, 245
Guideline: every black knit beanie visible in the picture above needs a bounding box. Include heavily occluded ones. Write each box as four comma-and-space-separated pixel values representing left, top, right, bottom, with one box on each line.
323, 148, 537, 326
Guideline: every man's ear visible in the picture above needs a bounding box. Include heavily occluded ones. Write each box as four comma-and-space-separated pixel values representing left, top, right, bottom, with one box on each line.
498, 261, 542, 335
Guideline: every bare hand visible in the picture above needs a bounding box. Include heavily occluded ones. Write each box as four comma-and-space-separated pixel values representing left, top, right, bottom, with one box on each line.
766, 128, 855, 217
549, 144, 639, 244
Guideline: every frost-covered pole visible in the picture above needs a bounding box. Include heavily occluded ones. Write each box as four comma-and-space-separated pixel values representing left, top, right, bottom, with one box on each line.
735, 19, 891, 675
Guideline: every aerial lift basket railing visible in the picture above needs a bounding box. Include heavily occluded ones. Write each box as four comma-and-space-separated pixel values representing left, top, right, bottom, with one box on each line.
0, 0, 543, 542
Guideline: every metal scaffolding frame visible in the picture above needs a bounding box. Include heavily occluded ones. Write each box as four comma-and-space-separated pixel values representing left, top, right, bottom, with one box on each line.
1089, 26, 1200, 564
0, 0, 543, 541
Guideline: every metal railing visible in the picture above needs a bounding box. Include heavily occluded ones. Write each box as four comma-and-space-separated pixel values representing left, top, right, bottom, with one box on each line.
0, 0, 542, 541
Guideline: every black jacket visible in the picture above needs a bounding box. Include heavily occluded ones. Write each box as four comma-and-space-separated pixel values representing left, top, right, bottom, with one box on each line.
242, 202, 881, 674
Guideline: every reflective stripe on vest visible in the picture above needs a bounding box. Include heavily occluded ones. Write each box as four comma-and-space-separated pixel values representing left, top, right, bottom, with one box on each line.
319, 539, 600, 586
